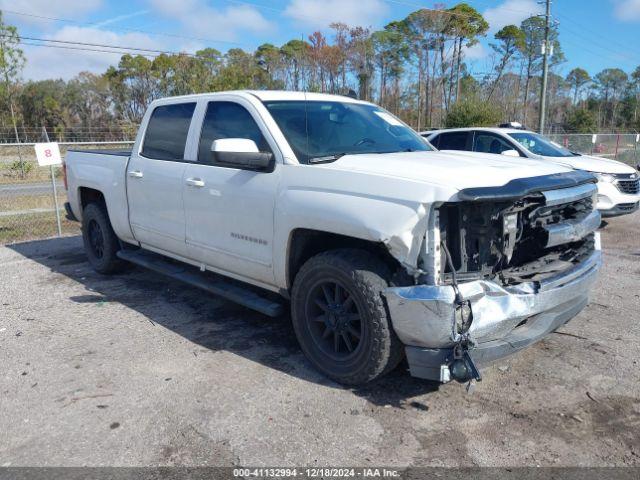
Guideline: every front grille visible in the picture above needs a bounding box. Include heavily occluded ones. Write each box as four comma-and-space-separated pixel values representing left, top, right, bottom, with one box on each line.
614, 174, 639, 194
439, 184, 597, 285
617, 202, 638, 211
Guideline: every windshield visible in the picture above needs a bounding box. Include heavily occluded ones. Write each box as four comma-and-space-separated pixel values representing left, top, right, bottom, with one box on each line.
263, 100, 432, 163
508, 132, 577, 158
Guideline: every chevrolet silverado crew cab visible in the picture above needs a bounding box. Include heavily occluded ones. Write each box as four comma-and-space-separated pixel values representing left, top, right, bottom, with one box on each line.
423, 126, 640, 218
64, 91, 602, 386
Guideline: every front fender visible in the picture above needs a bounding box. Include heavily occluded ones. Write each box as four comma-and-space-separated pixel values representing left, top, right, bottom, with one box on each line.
273, 187, 431, 288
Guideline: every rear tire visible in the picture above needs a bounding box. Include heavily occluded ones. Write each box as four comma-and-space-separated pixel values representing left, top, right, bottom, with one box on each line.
82, 202, 124, 274
291, 249, 404, 385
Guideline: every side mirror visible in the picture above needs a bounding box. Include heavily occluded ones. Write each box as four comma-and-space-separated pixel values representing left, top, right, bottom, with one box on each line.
210, 138, 274, 171
501, 149, 520, 158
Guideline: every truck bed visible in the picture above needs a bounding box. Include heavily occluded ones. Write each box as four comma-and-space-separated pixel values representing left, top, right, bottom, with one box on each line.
65, 148, 133, 238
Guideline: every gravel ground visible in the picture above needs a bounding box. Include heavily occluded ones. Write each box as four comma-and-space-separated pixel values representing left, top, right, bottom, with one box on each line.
0, 212, 639, 467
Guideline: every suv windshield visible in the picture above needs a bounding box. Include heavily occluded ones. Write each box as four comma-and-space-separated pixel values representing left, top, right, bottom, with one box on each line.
508, 132, 577, 158
263, 100, 432, 163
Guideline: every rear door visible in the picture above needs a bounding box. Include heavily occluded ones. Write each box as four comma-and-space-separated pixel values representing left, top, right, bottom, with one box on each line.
183, 99, 280, 286
127, 102, 196, 257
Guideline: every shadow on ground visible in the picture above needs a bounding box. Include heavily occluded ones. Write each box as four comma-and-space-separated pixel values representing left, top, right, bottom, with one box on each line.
7, 235, 439, 405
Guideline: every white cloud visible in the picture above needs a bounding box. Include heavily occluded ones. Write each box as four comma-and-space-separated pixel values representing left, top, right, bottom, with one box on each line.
22, 26, 163, 80
283, 0, 389, 29
483, 0, 543, 32
92, 10, 149, 29
613, 0, 640, 20
0, 0, 102, 26
463, 43, 487, 60
149, 0, 274, 41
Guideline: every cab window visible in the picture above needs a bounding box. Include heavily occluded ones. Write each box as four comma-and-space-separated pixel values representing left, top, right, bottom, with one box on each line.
141, 103, 196, 161
198, 101, 271, 163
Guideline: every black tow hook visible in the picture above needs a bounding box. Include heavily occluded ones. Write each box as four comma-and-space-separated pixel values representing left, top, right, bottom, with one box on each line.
450, 343, 482, 384
441, 240, 482, 389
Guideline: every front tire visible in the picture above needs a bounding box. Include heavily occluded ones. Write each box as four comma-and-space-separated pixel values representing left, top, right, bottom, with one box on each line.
82, 202, 124, 274
291, 249, 404, 385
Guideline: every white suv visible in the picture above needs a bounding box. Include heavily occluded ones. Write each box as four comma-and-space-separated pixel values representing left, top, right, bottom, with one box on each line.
424, 127, 640, 217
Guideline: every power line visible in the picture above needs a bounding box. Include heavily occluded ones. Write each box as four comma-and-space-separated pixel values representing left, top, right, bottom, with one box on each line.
16, 35, 198, 56
555, 25, 640, 67
555, 11, 636, 55
5, 4, 639, 78
1, 34, 225, 63
227, 0, 500, 22
18, 40, 163, 59
1, 9, 247, 47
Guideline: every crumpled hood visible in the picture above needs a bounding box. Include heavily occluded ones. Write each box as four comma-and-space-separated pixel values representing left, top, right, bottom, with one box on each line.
541, 153, 635, 174
320, 150, 572, 190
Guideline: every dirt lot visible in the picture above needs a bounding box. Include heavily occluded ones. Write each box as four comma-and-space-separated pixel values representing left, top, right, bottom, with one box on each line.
0, 213, 639, 467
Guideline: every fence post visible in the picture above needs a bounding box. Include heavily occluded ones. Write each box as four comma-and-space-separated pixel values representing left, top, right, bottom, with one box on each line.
614, 134, 620, 160
42, 127, 62, 237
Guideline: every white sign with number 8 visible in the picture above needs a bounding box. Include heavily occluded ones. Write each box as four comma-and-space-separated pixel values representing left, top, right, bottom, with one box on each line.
34, 142, 62, 166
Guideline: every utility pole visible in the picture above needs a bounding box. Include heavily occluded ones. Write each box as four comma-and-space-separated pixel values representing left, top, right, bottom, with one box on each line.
538, 0, 552, 134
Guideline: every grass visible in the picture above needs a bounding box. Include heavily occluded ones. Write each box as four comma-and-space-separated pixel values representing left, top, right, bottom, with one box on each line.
0, 191, 78, 244
0, 211, 79, 244
1, 192, 67, 212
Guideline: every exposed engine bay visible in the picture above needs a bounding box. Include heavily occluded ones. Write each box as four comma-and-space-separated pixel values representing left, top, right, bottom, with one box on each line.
437, 190, 597, 286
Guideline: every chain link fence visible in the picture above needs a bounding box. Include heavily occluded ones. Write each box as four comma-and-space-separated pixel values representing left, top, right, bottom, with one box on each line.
0, 142, 133, 245
547, 133, 640, 167
1, 133, 638, 246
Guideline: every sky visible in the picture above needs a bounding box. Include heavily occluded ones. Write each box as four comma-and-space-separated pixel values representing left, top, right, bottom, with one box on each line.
2, 0, 640, 82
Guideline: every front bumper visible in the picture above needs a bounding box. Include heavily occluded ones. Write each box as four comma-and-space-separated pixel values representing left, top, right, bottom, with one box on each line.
596, 180, 640, 217
600, 201, 639, 218
384, 247, 602, 382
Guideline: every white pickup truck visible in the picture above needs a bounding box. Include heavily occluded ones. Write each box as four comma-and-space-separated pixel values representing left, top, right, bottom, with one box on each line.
64, 91, 602, 385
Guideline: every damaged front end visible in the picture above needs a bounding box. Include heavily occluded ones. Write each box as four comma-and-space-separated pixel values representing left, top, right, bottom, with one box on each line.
384, 171, 602, 383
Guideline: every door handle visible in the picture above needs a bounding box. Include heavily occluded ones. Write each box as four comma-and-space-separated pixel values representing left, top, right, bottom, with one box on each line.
185, 177, 205, 187
128, 170, 143, 178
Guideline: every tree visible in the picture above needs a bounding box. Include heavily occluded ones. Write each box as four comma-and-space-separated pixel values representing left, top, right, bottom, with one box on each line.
330, 22, 350, 91
445, 96, 501, 127
565, 108, 595, 133
280, 40, 308, 90
565, 68, 591, 105
629, 66, 640, 124
594, 68, 628, 129
106, 54, 156, 123
18, 80, 67, 137
403, 8, 448, 129
347, 26, 373, 101
0, 12, 26, 173
215, 48, 263, 90
488, 25, 524, 100
255, 43, 283, 88
372, 22, 408, 106
519, 16, 562, 124
445, 3, 488, 104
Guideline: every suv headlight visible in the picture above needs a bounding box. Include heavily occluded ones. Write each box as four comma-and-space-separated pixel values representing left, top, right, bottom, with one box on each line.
593, 172, 615, 183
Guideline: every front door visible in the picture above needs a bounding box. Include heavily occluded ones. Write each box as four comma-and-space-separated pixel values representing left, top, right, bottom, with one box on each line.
127, 102, 196, 257
183, 100, 279, 286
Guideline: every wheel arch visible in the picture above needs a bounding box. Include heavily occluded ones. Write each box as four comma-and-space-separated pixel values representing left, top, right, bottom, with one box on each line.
285, 228, 404, 293
78, 186, 106, 212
